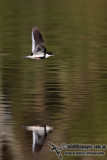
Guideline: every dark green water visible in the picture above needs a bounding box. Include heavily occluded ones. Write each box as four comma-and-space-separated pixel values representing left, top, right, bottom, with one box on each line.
0, 0, 107, 160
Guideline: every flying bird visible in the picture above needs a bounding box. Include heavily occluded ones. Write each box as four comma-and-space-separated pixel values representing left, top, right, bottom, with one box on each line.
23, 26, 54, 59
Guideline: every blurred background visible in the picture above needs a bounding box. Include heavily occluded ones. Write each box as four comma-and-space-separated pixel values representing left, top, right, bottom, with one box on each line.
0, 0, 107, 160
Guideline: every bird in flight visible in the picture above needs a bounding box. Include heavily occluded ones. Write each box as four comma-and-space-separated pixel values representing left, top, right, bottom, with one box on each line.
23, 26, 54, 59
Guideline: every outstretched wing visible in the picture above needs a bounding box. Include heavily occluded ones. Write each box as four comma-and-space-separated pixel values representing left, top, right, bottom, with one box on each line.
32, 26, 46, 55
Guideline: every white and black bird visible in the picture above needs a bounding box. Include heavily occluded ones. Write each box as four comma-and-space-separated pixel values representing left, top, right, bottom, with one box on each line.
24, 125, 53, 152
23, 26, 54, 59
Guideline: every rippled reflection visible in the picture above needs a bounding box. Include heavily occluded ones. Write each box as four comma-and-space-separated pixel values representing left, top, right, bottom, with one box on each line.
24, 125, 53, 153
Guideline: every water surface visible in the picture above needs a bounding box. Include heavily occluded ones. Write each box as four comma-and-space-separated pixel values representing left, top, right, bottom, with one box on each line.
0, 0, 107, 160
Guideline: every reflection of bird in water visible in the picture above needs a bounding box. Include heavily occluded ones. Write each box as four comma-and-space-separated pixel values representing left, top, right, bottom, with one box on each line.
24, 125, 53, 152
22, 26, 54, 59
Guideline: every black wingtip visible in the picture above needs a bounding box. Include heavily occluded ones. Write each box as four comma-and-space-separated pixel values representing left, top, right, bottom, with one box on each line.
32, 26, 44, 43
